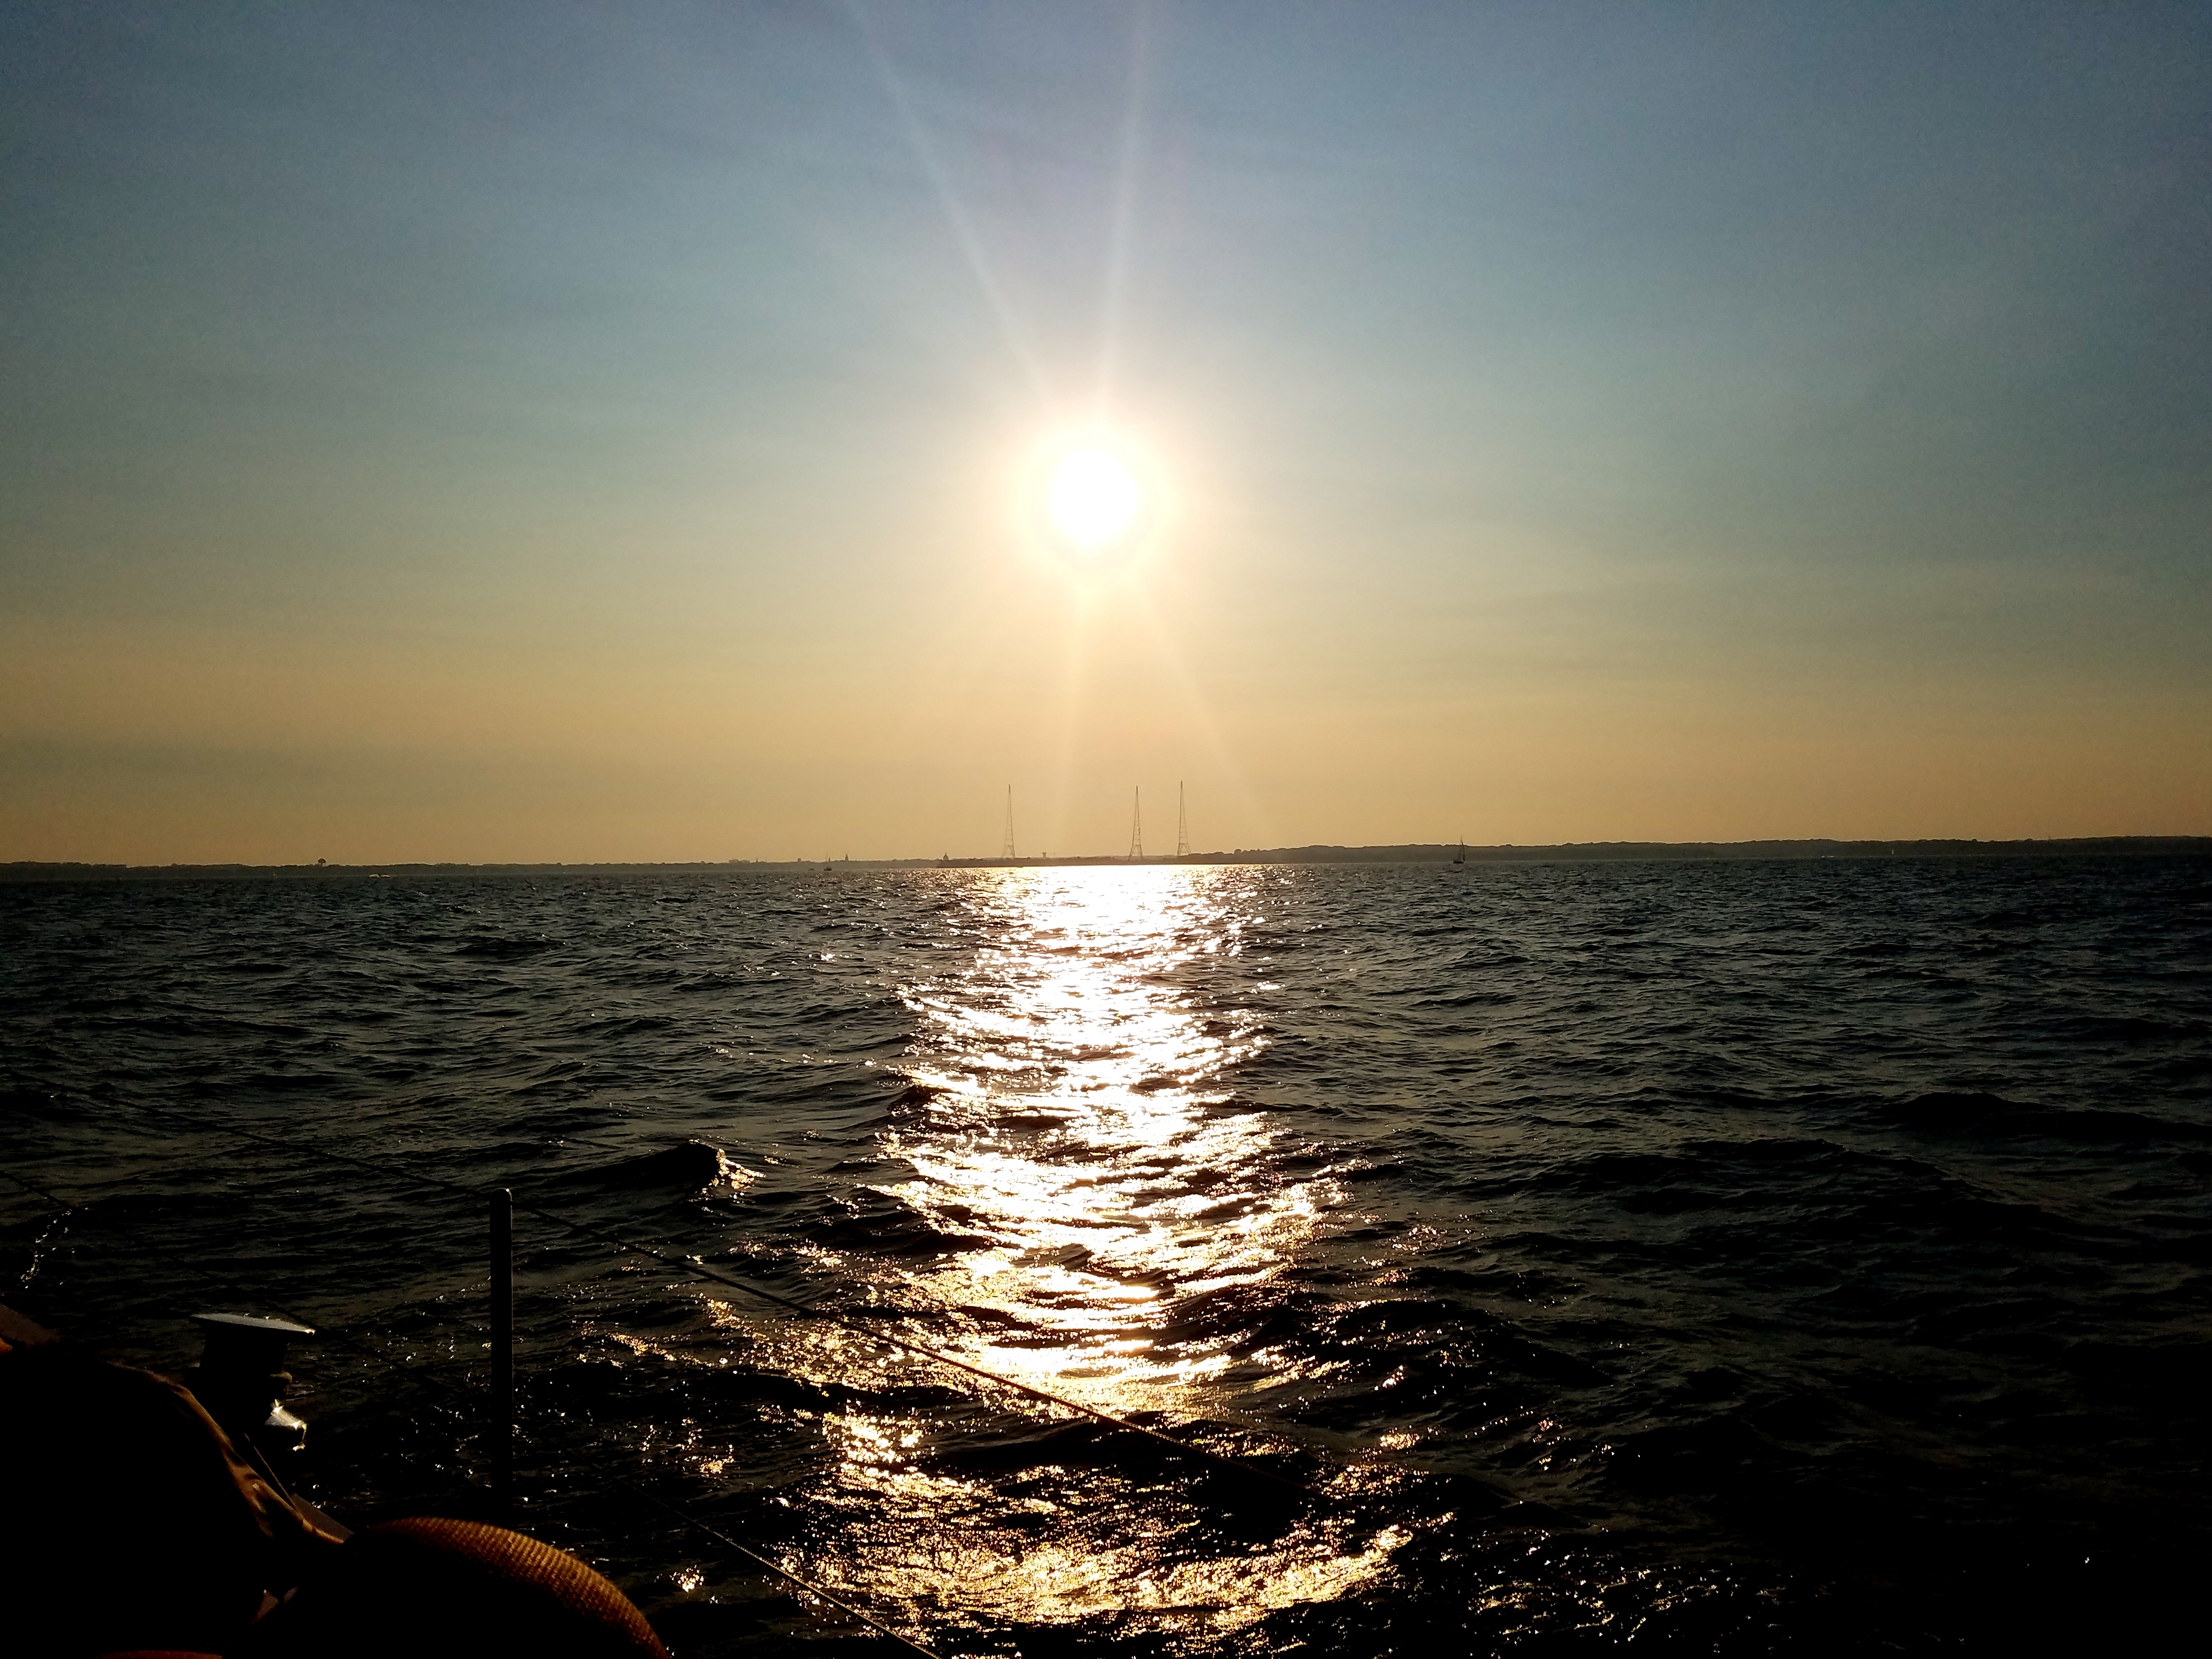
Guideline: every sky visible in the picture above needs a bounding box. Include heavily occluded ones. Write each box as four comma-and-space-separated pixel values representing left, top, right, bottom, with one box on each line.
4, 1, 2208, 863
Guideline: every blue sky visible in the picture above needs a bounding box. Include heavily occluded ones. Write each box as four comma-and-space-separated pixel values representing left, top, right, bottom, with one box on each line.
4, 2, 2207, 860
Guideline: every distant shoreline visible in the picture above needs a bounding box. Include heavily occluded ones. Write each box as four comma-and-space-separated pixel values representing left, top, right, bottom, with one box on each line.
4, 836, 2208, 881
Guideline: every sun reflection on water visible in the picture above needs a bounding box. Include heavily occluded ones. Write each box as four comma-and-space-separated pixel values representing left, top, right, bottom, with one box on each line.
884, 867, 1325, 1413
713, 867, 1408, 1635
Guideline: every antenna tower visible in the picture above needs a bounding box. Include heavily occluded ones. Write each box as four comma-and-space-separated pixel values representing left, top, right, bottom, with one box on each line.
1175, 782, 1189, 858
1127, 787, 1143, 860
1002, 785, 1015, 860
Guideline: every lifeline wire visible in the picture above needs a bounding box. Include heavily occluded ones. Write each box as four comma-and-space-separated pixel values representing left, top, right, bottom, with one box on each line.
115, 1099, 1323, 1502
0, 1162, 72, 1211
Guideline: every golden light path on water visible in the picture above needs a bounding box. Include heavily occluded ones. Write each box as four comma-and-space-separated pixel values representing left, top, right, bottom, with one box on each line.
698, 868, 1411, 1636
891, 869, 1310, 1408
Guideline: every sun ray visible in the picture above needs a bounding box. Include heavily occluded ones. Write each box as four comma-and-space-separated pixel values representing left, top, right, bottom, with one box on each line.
1046, 594, 1096, 855
1127, 580, 1280, 852
847, 1, 1054, 412
1094, 3, 1158, 416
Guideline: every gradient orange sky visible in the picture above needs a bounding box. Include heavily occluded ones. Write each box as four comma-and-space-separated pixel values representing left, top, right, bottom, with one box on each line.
5, 3, 2208, 862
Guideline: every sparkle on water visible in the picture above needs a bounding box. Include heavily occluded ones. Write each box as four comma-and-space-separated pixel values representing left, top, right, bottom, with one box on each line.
16, 857, 2197, 1647
693, 868, 1401, 1630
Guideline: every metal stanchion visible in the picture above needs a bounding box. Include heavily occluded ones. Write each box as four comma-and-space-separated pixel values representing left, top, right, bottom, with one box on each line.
490, 1187, 513, 1515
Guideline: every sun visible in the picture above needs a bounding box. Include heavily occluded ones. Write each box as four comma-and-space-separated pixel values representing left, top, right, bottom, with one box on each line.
1046, 445, 1144, 550
1022, 432, 1164, 567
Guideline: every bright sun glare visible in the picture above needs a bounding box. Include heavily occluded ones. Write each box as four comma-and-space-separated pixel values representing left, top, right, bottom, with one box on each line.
1047, 446, 1143, 549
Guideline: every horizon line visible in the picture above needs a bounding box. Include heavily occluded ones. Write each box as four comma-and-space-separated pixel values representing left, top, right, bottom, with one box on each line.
5, 833, 2209, 879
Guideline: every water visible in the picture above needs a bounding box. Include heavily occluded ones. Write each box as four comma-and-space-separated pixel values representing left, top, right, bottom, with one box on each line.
3, 858, 2208, 1653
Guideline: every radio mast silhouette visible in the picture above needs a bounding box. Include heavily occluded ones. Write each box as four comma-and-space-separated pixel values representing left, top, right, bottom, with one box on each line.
1127, 787, 1143, 860
1002, 786, 1015, 860
1175, 782, 1189, 858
